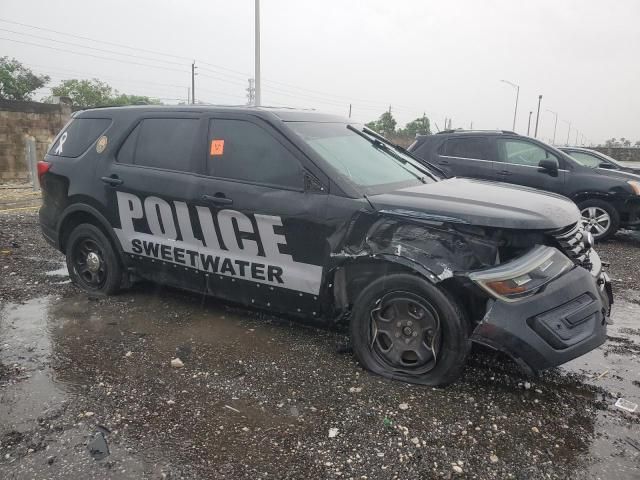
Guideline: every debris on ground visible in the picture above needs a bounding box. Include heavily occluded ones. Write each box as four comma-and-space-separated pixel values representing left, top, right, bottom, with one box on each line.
170, 358, 185, 368
87, 431, 110, 460
614, 398, 638, 413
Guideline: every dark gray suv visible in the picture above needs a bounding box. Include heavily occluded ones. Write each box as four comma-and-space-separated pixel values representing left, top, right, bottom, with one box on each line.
409, 130, 640, 241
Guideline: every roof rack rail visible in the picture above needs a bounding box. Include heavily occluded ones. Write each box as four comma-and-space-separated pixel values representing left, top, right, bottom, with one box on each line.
436, 129, 520, 135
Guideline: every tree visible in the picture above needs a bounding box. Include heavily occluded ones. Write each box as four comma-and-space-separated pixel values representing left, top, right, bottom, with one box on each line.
623, 138, 631, 147
50, 79, 160, 108
0, 57, 50, 101
366, 111, 397, 137
635, 141, 640, 147
399, 115, 431, 139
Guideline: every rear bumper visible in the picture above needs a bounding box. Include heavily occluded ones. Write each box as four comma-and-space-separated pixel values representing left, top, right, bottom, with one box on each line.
39, 207, 60, 250
471, 256, 612, 373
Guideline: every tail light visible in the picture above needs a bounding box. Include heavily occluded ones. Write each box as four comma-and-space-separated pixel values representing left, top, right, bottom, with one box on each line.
37, 161, 51, 185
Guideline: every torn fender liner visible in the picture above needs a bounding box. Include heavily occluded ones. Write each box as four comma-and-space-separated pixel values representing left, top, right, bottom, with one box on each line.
471, 266, 608, 372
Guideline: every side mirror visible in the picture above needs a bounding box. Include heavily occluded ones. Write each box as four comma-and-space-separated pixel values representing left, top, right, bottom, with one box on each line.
598, 162, 616, 170
538, 157, 559, 173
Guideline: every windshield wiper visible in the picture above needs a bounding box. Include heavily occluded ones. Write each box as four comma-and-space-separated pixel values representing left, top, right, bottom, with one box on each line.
346, 125, 426, 183
361, 126, 447, 179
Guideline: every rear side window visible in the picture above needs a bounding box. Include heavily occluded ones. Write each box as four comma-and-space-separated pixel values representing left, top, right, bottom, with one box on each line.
441, 137, 490, 160
117, 118, 199, 172
568, 151, 601, 168
206, 119, 302, 189
49, 118, 111, 158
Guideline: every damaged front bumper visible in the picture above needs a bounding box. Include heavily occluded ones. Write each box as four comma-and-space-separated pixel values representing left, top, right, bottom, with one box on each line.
471, 249, 612, 374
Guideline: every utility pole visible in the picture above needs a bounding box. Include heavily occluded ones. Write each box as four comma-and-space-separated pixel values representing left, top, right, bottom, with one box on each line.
191, 61, 197, 104
246, 78, 255, 105
500, 80, 519, 131
254, 0, 261, 106
348, 104, 352, 118
388, 105, 392, 115
527, 111, 533, 136
546, 109, 558, 145
564, 120, 571, 145
534, 95, 542, 138
575, 129, 579, 145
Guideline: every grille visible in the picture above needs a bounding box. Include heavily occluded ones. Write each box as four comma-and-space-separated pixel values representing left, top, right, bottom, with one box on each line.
550, 222, 592, 269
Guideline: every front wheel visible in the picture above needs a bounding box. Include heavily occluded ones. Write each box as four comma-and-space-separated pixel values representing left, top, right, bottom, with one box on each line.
350, 274, 470, 386
578, 199, 620, 241
65, 223, 122, 295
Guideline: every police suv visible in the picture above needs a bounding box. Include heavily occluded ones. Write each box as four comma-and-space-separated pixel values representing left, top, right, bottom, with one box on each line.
38, 106, 613, 385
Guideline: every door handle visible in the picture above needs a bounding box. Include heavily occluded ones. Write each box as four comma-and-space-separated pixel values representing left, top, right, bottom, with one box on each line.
437, 159, 450, 165
101, 176, 123, 186
202, 194, 233, 206
496, 170, 512, 176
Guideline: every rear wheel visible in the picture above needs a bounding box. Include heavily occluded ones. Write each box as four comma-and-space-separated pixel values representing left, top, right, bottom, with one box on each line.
65, 223, 122, 295
578, 199, 619, 241
350, 274, 470, 386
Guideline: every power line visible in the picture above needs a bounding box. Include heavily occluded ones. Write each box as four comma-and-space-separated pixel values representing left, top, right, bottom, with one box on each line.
0, 37, 188, 73
0, 17, 192, 61
0, 27, 188, 67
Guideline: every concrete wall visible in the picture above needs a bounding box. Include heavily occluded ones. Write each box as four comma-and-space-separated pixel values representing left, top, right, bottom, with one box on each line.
0, 100, 71, 181
591, 146, 640, 163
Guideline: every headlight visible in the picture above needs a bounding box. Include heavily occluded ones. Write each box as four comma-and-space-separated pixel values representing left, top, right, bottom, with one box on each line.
628, 180, 640, 195
468, 246, 573, 302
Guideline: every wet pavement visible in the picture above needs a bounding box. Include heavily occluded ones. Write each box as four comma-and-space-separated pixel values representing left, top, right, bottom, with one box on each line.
1, 211, 640, 479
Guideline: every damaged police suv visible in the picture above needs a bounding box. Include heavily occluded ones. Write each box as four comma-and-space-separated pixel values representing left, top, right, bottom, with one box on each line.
39, 106, 613, 385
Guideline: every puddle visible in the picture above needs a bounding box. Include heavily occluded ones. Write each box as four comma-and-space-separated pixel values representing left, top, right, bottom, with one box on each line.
0, 298, 69, 430
562, 295, 640, 404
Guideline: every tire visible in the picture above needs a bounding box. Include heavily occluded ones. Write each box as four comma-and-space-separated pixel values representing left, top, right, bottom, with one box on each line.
65, 223, 122, 295
578, 199, 620, 242
350, 274, 470, 386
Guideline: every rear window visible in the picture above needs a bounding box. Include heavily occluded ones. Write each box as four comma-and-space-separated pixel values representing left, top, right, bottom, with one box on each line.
117, 118, 200, 172
49, 118, 111, 158
441, 137, 490, 160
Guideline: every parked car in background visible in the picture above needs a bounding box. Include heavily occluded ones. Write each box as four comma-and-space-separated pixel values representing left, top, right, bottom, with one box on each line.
559, 146, 640, 175
409, 130, 640, 241
38, 106, 612, 386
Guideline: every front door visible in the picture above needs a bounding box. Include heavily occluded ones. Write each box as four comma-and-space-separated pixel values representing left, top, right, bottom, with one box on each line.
494, 137, 566, 194
194, 114, 331, 315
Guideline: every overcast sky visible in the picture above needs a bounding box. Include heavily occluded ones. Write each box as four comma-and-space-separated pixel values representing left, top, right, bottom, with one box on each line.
2, 0, 638, 144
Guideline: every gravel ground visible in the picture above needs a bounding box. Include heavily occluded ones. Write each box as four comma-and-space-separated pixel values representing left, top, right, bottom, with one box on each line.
1, 206, 639, 479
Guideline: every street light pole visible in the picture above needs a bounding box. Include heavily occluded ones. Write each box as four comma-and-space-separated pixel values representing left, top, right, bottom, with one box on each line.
500, 80, 519, 131
534, 95, 542, 138
254, 0, 261, 107
546, 109, 558, 145
527, 111, 533, 136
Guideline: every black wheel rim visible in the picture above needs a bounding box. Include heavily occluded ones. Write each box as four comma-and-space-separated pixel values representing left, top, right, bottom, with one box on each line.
72, 238, 107, 289
368, 292, 442, 375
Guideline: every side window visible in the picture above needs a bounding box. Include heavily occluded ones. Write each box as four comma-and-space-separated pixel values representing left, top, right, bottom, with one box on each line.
441, 137, 490, 160
206, 119, 303, 189
117, 118, 199, 172
49, 118, 111, 158
569, 151, 602, 168
498, 139, 558, 167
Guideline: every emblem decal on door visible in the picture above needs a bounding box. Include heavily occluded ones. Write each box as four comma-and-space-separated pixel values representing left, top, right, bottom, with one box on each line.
113, 192, 323, 295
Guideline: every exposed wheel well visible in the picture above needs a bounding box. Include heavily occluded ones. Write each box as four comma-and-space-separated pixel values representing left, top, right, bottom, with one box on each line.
59, 211, 121, 259
333, 260, 478, 331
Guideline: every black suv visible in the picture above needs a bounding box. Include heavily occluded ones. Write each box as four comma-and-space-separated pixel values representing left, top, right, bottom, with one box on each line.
39, 107, 612, 386
409, 131, 640, 241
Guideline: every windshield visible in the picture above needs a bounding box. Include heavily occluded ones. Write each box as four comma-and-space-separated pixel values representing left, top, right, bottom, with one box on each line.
287, 122, 436, 189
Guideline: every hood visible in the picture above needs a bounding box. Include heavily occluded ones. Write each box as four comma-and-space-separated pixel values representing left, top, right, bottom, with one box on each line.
367, 178, 579, 230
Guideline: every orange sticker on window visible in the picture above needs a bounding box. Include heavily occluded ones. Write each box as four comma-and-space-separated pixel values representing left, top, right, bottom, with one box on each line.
210, 139, 225, 156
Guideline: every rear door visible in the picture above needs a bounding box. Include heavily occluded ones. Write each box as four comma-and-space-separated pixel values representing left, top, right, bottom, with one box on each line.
194, 113, 330, 314
434, 136, 497, 180
99, 114, 207, 292
495, 137, 566, 194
